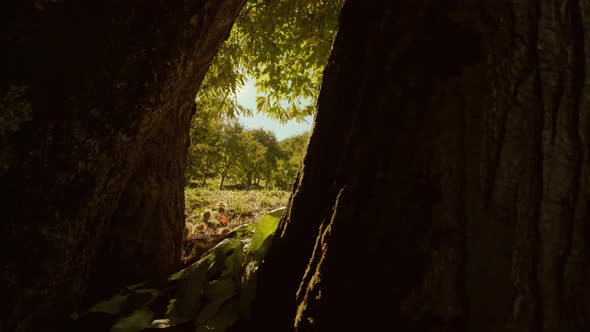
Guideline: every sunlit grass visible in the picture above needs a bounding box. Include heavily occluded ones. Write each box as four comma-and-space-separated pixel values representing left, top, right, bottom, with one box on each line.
181, 181, 289, 267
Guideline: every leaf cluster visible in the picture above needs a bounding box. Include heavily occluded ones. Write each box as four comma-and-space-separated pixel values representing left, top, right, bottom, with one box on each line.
70, 209, 284, 332
197, 0, 343, 123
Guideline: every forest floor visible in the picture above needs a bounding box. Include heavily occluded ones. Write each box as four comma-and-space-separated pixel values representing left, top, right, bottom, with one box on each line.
181, 184, 290, 267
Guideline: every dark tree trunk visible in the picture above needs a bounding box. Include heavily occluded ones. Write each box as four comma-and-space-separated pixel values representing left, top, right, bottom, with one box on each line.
247, 0, 590, 331
1, 1, 245, 331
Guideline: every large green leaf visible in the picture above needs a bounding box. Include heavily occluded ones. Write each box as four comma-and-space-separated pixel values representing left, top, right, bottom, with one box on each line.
120, 289, 160, 315
110, 308, 153, 332
195, 298, 241, 332
165, 257, 209, 324
221, 242, 246, 282
211, 238, 245, 277
194, 279, 237, 325
165, 238, 243, 325
88, 294, 128, 316
238, 209, 283, 318
226, 223, 256, 238
246, 210, 281, 262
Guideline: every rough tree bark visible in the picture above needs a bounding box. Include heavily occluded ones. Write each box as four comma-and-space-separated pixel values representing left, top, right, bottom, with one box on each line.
1, 1, 245, 331
247, 0, 590, 331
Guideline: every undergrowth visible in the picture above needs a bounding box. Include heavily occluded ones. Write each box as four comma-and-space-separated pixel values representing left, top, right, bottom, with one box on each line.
70, 208, 284, 332
181, 186, 289, 268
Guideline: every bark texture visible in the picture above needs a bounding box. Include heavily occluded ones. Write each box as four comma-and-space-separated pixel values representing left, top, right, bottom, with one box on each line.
1, 1, 245, 331
248, 1, 590, 331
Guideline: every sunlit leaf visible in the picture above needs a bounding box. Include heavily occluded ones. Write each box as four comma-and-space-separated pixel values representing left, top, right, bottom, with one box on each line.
196, 0, 342, 122
246, 211, 281, 262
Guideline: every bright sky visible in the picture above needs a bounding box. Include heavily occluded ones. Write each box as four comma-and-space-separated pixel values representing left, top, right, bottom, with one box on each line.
236, 78, 313, 141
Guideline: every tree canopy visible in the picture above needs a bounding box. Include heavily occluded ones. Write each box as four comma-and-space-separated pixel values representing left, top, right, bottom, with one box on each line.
196, 0, 343, 123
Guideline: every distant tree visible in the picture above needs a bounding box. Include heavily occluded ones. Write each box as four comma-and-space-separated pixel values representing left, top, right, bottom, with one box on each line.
218, 121, 245, 189
273, 131, 310, 188
186, 104, 224, 186
249, 129, 283, 186
234, 131, 268, 186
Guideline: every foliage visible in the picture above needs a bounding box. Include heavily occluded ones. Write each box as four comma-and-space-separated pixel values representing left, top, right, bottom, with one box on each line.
273, 131, 311, 188
186, 117, 310, 189
182, 186, 288, 267
70, 209, 284, 332
234, 131, 267, 186
218, 120, 246, 189
196, 0, 343, 123
186, 103, 224, 186
249, 129, 284, 185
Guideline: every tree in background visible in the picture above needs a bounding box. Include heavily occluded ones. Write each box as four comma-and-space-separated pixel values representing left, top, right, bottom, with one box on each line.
234, 131, 268, 186
218, 121, 246, 189
274, 131, 310, 188
249, 129, 284, 187
187, 117, 310, 189
186, 103, 223, 186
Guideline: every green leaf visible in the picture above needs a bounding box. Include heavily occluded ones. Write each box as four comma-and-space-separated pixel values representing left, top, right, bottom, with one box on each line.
165, 238, 244, 325
194, 279, 237, 325
226, 223, 256, 238
165, 259, 209, 324
239, 261, 260, 319
110, 308, 153, 332
255, 95, 267, 112
246, 211, 281, 262
268, 206, 286, 218
89, 294, 128, 316
221, 242, 246, 281
125, 282, 146, 291
195, 298, 240, 332
211, 238, 245, 276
